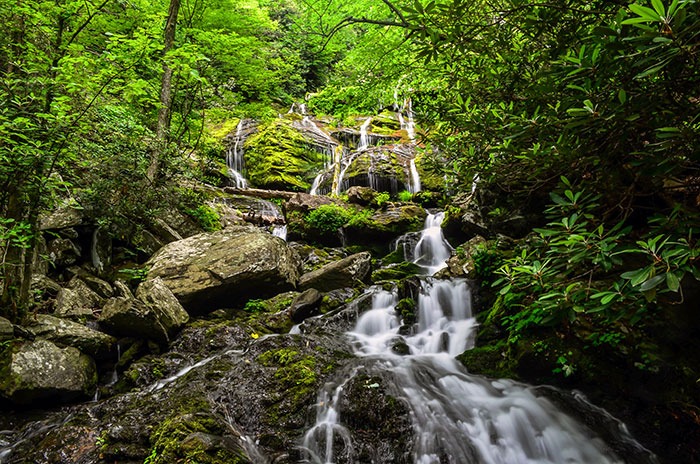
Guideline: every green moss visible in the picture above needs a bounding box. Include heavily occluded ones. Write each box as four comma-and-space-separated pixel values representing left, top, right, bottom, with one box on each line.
372, 262, 421, 282
145, 412, 247, 464
244, 119, 324, 191
257, 348, 317, 401
396, 297, 417, 325
457, 343, 516, 379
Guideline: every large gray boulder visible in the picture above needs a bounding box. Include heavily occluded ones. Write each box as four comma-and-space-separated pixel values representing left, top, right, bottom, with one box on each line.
27, 314, 117, 359
299, 252, 372, 292
145, 226, 300, 312
0, 339, 96, 405
99, 279, 189, 344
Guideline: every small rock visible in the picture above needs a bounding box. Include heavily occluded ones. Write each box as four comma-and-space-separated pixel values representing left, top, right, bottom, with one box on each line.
289, 288, 322, 323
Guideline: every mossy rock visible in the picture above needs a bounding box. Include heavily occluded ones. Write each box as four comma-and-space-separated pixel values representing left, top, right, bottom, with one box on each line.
372, 262, 421, 282
146, 412, 249, 464
457, 343, 516, 379
244, 119, 324, 191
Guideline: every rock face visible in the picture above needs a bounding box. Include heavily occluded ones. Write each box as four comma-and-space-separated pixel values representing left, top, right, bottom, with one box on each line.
299, 252, 372, 292
28, 314, 117, 359
99, 279, 189, 344
145, 227, 300, 312
0, 339, 96, 404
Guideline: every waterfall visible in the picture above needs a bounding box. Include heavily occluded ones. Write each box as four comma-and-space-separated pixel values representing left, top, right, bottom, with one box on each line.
302, 213, 654, 464
358, 118, 372, 151
242, 199, 287, 241
413, 211, 452, 275
401, 98, 416, 142
408, 158, 421, 194
309, 173, 324, 196
227, 120, 249, 188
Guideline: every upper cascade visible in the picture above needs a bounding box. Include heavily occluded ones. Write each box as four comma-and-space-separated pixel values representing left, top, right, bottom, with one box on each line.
225, 119, 256, 188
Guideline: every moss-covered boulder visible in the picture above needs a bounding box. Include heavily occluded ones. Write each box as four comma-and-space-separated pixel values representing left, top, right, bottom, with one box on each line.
0, 339, 97, 405
27, 314, 117, 359
244, 119, 325, 191
145, 226, 301, 313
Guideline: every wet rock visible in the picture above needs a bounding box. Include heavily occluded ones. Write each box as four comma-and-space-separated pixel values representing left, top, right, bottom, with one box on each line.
99, 278, 189, 344
337, 373, 414, 463
54, 278, 104, 319
146, 226, 300, 313
27, 314, 116, 359
0, 339, 96, 405
299, 252, 371, 292
289, 288, 322, 323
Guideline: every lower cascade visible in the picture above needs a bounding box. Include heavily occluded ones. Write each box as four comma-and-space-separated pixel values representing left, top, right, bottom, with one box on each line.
300, 214, 656, 464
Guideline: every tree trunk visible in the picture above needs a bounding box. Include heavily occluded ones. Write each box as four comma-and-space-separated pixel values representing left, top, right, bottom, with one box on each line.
147, 0, 181, 182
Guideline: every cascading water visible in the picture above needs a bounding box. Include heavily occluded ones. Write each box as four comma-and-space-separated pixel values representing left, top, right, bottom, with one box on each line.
302, 212, 655, 464
408, 158, 421, 194
227, 119, 249, 188
358, 117, 372, 151
412, 211, 452, 275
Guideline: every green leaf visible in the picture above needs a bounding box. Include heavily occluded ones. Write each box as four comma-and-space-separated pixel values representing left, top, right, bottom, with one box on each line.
629, 4, 661, 21
618, 89, 627, 104
639, 274, 666, 291
666, 272, 680, 292
601, 293, 617, 305
651, 0, 666, 17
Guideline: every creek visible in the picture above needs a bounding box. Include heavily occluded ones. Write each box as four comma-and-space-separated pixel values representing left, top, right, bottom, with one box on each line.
299, 213, 657, 463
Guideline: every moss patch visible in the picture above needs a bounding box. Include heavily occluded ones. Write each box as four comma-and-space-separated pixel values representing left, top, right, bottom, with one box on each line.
244, 119, 324, 191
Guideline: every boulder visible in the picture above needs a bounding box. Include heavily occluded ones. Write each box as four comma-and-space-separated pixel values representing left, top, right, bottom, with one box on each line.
346, 186, 377, 205
289, 288, 323, 323
54, 278, 104, 319
99, 279, 189, 344
38, 202, 83, 230
0, 316, 13, 341
299, 252, 372, 292
0, 339, 96, 405
67, 272, 114, 299
46, 237, 81, 268
27, 314, 117, 359
145, 227, 300, 312
286, 192, 334, 214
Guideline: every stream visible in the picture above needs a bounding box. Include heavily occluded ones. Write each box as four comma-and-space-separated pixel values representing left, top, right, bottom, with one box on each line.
299, 212, 657, 463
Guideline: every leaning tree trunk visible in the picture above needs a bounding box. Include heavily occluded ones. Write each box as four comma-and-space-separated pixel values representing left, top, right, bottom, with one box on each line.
147, 0, 181, 182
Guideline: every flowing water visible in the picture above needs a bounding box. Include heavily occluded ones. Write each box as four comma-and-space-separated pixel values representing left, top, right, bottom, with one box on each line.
301, 212, 656, 464
227, 119, 250, 188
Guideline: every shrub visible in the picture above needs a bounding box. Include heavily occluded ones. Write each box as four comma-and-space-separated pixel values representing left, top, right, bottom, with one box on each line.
305, 204, 353, 234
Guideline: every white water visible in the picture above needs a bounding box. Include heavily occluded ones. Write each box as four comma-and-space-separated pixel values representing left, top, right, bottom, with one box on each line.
302, 212, 652, 464
409, 158, 421, 194
413, 211, 452, 275
227, 120, 249, 188
358, 117, 372, 151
